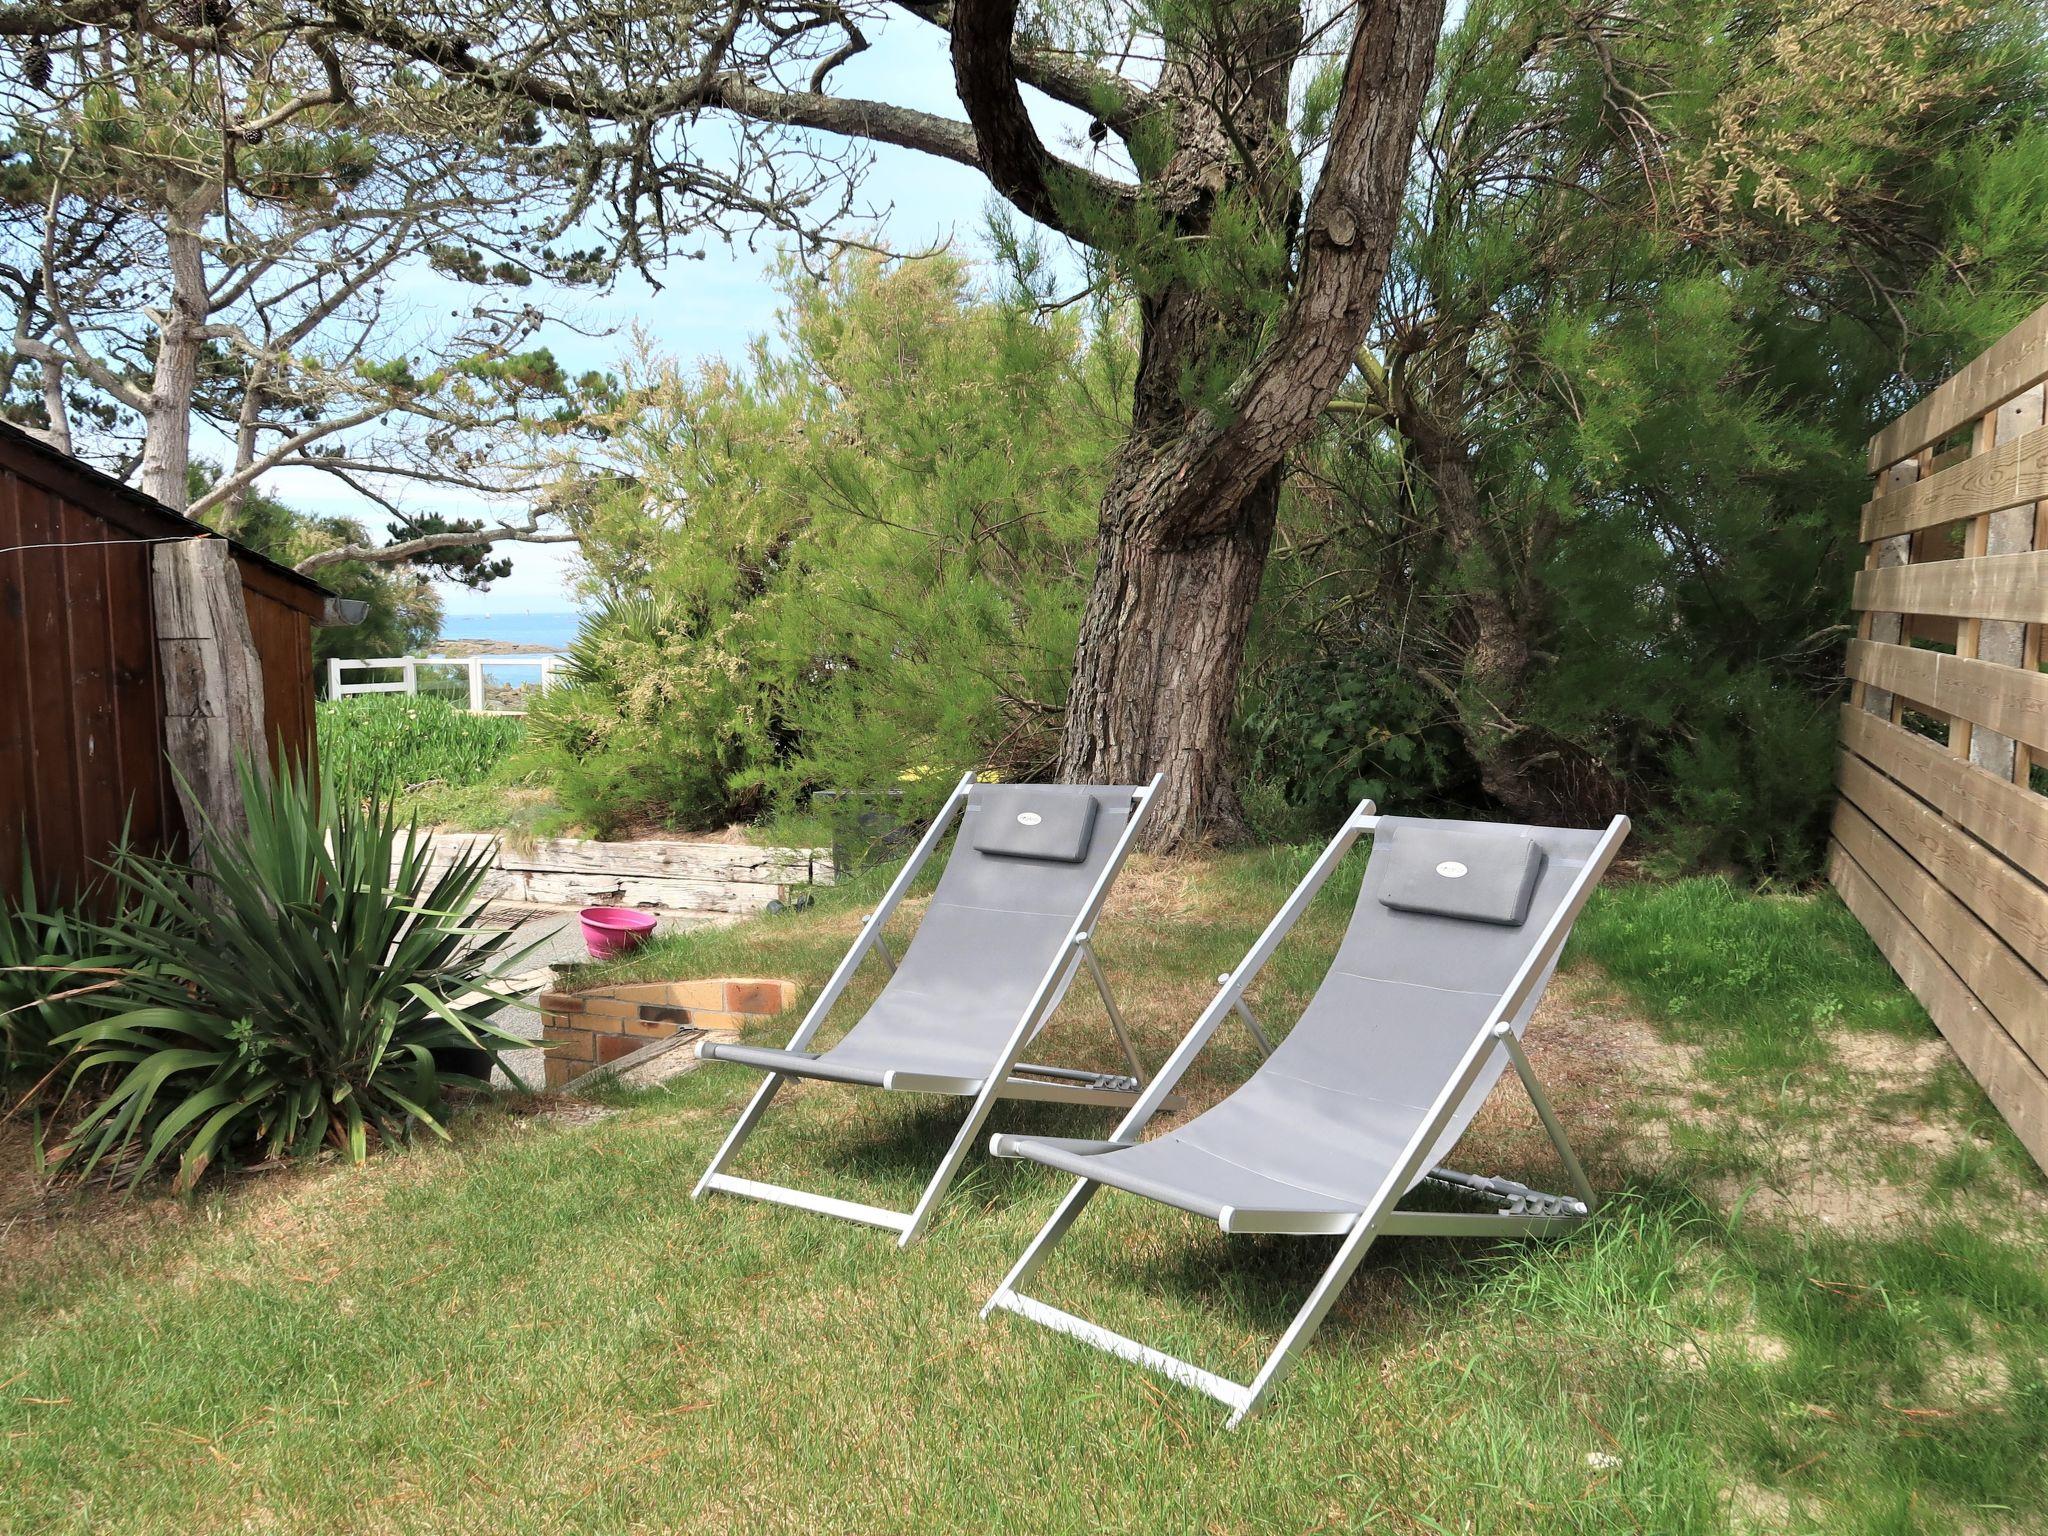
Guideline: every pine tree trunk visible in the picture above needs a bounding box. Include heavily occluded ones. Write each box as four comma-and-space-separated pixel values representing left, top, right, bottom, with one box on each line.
1040, 0, 1447, 849
1056, 288, 1284, 842
139, 185, 213, 511
1058, 457, 1281, 843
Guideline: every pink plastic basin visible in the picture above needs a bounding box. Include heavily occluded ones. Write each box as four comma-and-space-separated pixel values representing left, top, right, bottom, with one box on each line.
579, 906, 658, 959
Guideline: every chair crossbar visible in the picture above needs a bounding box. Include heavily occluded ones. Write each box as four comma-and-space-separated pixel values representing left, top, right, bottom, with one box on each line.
702, 1174, 913, 1234
988, 1289, 1251, 1413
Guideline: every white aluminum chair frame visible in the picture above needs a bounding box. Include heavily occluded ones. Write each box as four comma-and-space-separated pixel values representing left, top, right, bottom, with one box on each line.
693, 770, 1164, 1247
983, 802, 1631, 1425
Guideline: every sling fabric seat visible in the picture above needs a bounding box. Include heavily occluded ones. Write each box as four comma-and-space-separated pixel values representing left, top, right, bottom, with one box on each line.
692, 772, 1160, 1245
984, 805, 1628, 1422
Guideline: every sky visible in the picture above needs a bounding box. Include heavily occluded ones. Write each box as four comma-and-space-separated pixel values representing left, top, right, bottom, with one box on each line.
257, 21, 1104, 620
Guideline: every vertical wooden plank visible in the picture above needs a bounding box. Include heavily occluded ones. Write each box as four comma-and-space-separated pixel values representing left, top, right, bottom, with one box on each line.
1970, 385, 2045, 780
16, 476, 85, 898
57, 493, 120, 882
1857, 458, 1921, 719
154, 536, 269, 847
1951, 408, 2001, 760
105, 526, 170, 857
0, 470, 34, 903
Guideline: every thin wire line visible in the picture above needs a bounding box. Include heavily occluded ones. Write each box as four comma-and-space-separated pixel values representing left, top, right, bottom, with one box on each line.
0, 534, 210, 557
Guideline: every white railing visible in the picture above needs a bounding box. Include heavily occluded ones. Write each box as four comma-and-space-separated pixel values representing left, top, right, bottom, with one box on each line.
326, 654, 565, 714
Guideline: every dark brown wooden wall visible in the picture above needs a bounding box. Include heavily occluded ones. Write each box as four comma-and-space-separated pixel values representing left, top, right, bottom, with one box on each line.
0, 428, 325, 904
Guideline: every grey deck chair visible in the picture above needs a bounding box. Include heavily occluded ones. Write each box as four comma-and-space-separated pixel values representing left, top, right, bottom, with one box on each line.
692, 771, 1163, 1246
983, 801, 1629, 1424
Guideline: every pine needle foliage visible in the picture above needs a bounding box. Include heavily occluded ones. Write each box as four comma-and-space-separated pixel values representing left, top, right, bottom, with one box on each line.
536, 254, 1126, 830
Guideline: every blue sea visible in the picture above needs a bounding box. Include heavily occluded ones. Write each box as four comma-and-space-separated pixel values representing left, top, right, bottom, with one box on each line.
439, 611, 587, 651
431, 611, 587, 696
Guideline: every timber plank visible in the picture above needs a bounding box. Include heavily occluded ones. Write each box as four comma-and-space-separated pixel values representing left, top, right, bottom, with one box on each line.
58, 494, 121, 875
1869, 298, 2048, 471
1835, 750, 2048, 979
1852, 548, 2048, 625
1844, 638, 2048, 755
423, 832, 824, 885
1861, 417, 2048, 542
0, 471, 32, 896
1830, 842, 2048, 1167
1838, 708, 2048, 877
17, 474, 84, 896
1832, 801, 2048, 1073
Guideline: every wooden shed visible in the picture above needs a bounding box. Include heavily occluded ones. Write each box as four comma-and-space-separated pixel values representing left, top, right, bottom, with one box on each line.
0, 422, 331, 903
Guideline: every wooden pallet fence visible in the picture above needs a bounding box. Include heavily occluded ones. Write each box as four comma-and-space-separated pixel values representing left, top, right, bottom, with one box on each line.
1834, 298, 2048, 1168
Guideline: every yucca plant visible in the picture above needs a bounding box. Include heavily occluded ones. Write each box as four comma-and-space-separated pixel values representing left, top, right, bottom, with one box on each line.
49, 758, 536, 1189
0, 852, 157, 1092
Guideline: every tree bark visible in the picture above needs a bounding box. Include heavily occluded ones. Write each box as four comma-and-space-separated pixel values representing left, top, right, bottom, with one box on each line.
138, 181, 216, 510
1048, 0, 1447, 848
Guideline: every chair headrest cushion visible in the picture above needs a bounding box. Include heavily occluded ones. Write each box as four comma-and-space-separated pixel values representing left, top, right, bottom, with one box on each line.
973, 789, 1100, 864
1377, 826, 1547, 926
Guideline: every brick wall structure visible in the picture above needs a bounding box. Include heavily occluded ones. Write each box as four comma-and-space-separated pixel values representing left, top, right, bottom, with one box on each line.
536, 977, 798, 1090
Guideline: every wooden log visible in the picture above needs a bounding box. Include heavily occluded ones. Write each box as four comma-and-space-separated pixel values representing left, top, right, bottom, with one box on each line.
151, 535, 267, 843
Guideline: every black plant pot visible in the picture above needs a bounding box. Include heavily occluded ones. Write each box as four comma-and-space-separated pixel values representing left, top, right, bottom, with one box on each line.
432, 1045, 496, 1086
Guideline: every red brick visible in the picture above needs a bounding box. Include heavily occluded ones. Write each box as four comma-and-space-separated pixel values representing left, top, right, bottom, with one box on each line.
596, 1033, 644, 1065
543, 1058, 580, 1090
725, 980, 794, 1016
537, 991, 585, 1014
542, 1028, 595, 1063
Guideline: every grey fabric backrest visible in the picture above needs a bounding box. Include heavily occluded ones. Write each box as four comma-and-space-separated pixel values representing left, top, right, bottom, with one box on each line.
836, 784, 1141, 1059
1254, 816, 1606, 1177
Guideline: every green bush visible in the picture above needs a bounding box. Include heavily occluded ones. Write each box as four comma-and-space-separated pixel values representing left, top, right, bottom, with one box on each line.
523, 594, 755, 836
47, 761, 533, 1189
550, 253, 1121, 832
1235, 653, 1474, 838
317, 694, 524, 804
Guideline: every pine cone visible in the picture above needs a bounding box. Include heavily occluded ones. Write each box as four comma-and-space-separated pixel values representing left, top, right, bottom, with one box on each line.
21, 39, 52, 92
161, 0, 203, 29
199, 0, 234, 28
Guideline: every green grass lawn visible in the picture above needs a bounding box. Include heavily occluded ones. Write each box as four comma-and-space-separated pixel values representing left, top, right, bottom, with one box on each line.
2, 852, 2044, 1534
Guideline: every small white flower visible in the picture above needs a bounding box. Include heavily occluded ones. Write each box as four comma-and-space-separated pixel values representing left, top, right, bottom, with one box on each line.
1586, 1452, 1623, 1471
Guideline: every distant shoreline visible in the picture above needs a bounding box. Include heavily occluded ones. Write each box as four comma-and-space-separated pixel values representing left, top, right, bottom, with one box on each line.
434, 611, 586, 654
429, 637, 572, 658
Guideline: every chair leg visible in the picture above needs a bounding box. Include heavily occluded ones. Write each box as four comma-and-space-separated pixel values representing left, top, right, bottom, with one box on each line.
1501, 1029, 1597, 1212
692, 1073, 784, 1199
1231, 1219, 1388, 1427
984, 1175, 1103, 1315
897, 1075, 1020, 1246
1080, 942, 1145, 1084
